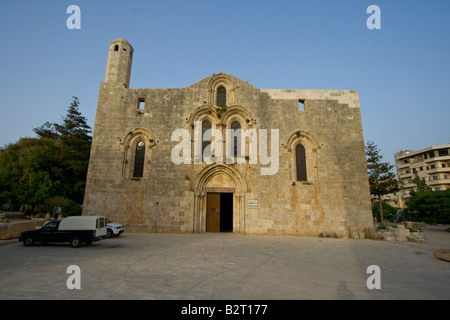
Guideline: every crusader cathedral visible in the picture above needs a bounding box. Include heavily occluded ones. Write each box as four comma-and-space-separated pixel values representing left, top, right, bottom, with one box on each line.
82, 38, 374, 238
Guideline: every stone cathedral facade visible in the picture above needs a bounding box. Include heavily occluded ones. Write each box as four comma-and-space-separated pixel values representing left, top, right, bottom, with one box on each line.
82, 38, 374, 238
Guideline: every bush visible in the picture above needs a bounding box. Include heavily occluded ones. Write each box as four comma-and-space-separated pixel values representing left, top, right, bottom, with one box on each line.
406, 190, 450, 224
61, 199, 82, 217
372, 202, 397, 220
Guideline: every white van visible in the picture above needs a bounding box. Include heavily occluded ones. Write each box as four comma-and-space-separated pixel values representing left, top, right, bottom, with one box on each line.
59, 216, 107, 238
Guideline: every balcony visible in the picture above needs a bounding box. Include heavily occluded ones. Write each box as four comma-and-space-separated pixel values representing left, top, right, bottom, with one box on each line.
426, 167, 450, 174
401, 182, 415, 189
399, 172, 413, 179
397, 162, 411, 169
424, 155, 450, 163
428, 178, 450, 186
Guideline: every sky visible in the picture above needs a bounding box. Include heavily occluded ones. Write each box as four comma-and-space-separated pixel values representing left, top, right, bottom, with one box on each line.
0, 0, 449, 165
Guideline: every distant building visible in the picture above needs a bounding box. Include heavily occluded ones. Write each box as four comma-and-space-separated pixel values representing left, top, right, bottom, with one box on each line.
395, 144, 450, 208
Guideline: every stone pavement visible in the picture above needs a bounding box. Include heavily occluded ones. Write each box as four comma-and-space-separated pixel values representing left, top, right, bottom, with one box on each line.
0, 227, 449, 300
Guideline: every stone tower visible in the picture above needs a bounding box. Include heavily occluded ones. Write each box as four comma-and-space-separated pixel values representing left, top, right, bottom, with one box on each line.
104, 38, 133, 88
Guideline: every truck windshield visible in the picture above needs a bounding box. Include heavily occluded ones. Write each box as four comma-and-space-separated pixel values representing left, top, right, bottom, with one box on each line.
42, 221, 58, 231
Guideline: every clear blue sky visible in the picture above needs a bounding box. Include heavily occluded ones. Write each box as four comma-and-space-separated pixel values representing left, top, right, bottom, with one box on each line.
0, 0, 449, 165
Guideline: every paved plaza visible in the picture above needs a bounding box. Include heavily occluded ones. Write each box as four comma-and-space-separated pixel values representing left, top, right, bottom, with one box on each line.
0, 227, 449, 300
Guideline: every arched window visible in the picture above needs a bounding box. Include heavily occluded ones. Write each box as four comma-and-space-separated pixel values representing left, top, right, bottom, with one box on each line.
231, 121, 241, 157
217, 86, 226, 106
295, 144, 307, 181
114, 44, 119, 51
202, 120, 212, 157
133, 141, 145, 178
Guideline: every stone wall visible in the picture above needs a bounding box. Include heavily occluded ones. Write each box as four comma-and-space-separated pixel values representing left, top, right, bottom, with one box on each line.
0, 220, 45, 240
82, 39, 374, 238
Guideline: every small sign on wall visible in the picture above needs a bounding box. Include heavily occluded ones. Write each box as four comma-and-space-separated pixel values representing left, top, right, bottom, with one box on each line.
248, 200, 258, 209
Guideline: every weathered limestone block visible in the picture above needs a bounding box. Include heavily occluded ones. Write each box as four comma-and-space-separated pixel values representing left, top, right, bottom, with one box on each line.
407, 234, 425, 243
0, 221, 38, 240
433, 249, 450, 262
394, 225, 410, 242
382, 230, 396, 241
363, 228, 373, 238
371, 232, 385, 240
349, 227, 367, 239
350, 227, 359, 239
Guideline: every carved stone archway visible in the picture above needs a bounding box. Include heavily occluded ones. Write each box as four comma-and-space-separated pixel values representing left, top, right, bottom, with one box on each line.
191, 164, 248, 233
285, 130, 320, 183
120, 128, 154, 179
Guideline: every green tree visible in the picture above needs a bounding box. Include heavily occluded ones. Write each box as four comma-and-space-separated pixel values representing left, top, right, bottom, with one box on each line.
372, 201, 397, 220
33, 97, 92, 203
0, 97, 91, 215
0, 138, 60, 212
34, 97, 91, 142
366, 141, 399, 224
406, 189, 450, 223
411, 172, 432, 196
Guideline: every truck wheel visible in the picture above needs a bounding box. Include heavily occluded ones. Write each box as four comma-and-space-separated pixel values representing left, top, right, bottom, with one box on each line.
107, 229, 114, 238
70, 237, 82, 248
23, 237, 34, 247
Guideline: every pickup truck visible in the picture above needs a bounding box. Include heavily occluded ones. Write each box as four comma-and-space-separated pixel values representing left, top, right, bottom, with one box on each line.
19, 216, 107, 248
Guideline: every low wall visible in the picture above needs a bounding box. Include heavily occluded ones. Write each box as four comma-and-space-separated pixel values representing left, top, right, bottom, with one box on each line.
0, 220, 46, 240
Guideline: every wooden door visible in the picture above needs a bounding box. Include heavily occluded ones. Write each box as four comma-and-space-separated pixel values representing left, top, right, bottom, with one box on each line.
206, 193, 220, 232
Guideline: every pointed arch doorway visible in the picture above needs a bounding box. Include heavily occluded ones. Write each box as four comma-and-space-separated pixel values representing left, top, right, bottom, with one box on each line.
192, 164, 248, 234
206, 191, 233, 233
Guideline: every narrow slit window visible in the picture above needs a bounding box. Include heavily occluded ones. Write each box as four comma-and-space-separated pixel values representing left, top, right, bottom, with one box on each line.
138, 98, 145, 110
231, 121, 241, 157
296, 144, 307, 181
217, 86, 226, 106
298, 99, 305, 111
202, 120, 212, 157
133, 142, 145, 178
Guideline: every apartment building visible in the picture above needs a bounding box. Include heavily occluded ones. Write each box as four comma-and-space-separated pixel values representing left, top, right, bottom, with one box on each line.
395, 144, 450, 207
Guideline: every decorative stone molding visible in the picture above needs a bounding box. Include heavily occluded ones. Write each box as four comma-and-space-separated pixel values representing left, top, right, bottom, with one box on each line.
121, 128, 153, 179
286, 130, 320, 183
206, 73, 237, 106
